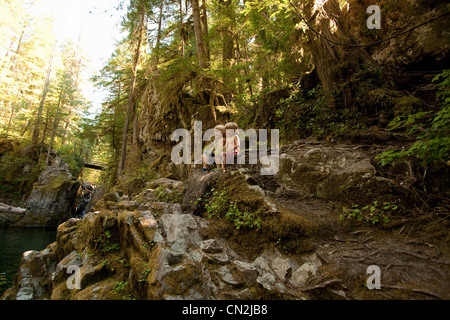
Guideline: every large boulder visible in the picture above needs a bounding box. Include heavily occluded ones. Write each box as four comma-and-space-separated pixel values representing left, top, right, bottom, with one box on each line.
19, 157, 81, 227
275, 142, 409, 206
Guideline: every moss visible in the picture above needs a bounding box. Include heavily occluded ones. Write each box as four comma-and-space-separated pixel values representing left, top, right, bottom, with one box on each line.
163, 264, 199, 296
394, 95, 424, 116
200, 174, 316, 258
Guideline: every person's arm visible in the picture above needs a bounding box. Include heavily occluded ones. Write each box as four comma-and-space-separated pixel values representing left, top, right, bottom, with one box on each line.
234, 136, 240, 152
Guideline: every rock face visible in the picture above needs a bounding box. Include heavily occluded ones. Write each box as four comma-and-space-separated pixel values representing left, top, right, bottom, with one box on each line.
3, 140, 448, 300
275, 142, 409, 206
1, 173, 324, 300
11, 157, 81, 227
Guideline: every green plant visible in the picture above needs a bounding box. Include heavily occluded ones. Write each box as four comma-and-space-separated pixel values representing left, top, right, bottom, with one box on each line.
154, 186, 183, 203
113, 281, 128, 292
225, 202, 262, 230
143, 241, 155, 251
376, 70, 450, 167
101, 259, 111, 267
113, 280, 136, 300
116, 258, 130, 268
204, 188, 229, 219
94, 231, 120, 253
339, 201, 397, 224
275, 237, 287, 250
204, 187, 262, 230
139, 267, 152, 282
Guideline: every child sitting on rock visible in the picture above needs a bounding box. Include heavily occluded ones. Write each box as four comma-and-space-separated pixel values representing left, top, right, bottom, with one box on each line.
201, 124, 226, 172
222, 122, 240, 172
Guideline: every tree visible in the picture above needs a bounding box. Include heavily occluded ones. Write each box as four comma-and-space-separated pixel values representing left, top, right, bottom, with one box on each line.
31, 41, 57, 144
192, 0, 208, 69
117, 0, 147, 177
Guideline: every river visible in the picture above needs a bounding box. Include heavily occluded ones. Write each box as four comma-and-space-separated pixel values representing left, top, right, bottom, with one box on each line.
0, 228, 56, 296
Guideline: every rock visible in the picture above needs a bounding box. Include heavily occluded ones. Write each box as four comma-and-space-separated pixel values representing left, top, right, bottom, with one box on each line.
216, 266, 242, 286
161, 207, 202, 252
233, 260, 259, 285
51, 250, 82, 283
117, 201, 140, 211
289, 262, 317, 288
256, 272, 276, 291
15, 251, 48, 300
204, 252, 229, 265
20, 159, 81, 227
147, 178, 184, 190
103, 192, 120, 202
200, 239, 223, 254
276, 143, 401, 205
271, 257, 295, 282
181, 171, 222, 213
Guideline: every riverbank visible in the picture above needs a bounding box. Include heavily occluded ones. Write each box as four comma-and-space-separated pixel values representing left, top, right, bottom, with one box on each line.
0, 227, 56, 295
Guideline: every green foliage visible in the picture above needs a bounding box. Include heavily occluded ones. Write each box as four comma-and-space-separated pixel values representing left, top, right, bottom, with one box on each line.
116, 257, 130, 268
0, 143, 45, 201
94, 230, 120, 253
139, 267, 152, 282
57, 144, 84, 177
154, 186, 183, 203
226, 202, 262, 230
203, 188, 229, 219
376, 70, 450, 167
113, 280, 135, 300
203, 187, 262, 230
339, 201, 397, 224
143, 241, 155, 251
275, 85, 353, 140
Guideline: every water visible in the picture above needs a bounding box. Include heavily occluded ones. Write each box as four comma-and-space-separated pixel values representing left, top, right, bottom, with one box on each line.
0, 228, 56, 296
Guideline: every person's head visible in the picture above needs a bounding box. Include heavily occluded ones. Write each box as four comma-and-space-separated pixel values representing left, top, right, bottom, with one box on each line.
225, 122, 238, 136
214, 124, 226, 139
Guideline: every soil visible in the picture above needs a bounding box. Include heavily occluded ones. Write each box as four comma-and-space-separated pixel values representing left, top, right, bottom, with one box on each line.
197, 153, 450, 300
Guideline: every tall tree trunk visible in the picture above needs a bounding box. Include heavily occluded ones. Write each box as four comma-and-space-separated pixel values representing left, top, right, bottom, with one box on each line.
3, 10, 30, 138
201, 0, 210, 62
117, 6, 145, 177
301, 0, 374, 92
39, 107, 50, 155
46, 38, 79, 165
179, 0, 185, 57
45, 89, 64, 165
154, 0, 164, 65
219, 0, 234, 103
5, 102, 14, 139
32, 41, 57, 145
192, 0, 208, 69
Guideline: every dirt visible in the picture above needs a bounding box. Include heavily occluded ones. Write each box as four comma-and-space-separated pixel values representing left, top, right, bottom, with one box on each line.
195, 150, 450, 300
264, 183, 450, 299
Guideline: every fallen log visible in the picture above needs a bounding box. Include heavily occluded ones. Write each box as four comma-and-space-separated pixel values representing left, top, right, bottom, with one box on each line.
0, 203, 27, 215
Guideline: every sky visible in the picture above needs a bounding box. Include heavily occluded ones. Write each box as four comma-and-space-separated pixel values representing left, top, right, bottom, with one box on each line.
33, 0, 126, 115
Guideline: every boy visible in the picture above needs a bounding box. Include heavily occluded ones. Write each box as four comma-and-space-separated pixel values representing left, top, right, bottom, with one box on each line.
222, 122, 240, 172
201, 124, 226, 171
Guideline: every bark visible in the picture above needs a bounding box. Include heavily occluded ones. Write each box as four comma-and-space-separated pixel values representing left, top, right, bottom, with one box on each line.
192, 0, 208, 69
0, 203, 26, 215
201, 0, 210, 61
117, 6, 145, 177
179, 0, 185, 57
32, 41, 57, 145
154, 0, 164, 65
46, 38, 79, 166
302, 0, 374, 91
219, 0, 233, 67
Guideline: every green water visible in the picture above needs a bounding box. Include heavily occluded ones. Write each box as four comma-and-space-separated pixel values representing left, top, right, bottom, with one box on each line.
0, 228, 56, 296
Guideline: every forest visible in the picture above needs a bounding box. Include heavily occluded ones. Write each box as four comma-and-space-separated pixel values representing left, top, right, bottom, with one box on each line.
1, 0, 449, 188
0, 0, 449, 301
